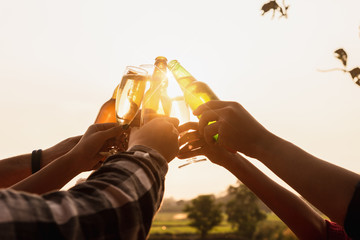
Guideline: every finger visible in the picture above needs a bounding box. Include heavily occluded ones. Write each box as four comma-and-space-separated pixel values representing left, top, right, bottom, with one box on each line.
178, 145, 204, 159
70, 135, 82, 142
141, 113, 165, 125
179, 131, 202, 146
180, 139, 206, 152
198, 110, 220, 136
193, 100, 232, 116
178, 122, 199, 133
179, 139, 205, 157
97, 125, 123, 141
203, 121, 220, 145
93, 123, 120, 131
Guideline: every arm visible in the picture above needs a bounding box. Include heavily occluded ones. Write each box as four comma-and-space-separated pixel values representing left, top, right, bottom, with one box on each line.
0, 146, 168, 239
0, 118, 179, 239
0, 136, 81, 188
258, 134, 360, 226
178, 122, 326, 240
10, 124, 122, 194
194, 100, 360, 226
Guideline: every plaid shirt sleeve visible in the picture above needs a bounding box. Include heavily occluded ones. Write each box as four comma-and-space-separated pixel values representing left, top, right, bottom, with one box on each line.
0, 145, 168, 240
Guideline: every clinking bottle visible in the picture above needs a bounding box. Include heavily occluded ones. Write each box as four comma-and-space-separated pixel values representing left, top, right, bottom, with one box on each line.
167, 60, 219, 114
141, 56, 170, 125
94, 85, 119, 123
168, 60, 227, 143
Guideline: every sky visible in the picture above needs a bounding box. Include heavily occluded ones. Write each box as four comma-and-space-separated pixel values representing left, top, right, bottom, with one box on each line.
0, 0, 360, 200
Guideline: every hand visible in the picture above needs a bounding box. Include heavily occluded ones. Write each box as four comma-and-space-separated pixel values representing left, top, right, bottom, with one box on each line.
69, 123, 124, 172
178, 122, 235, 167
42, 136, 82, 167
128, 117, 180, 162
110, 110, 142, 152
193, 100, 272, 158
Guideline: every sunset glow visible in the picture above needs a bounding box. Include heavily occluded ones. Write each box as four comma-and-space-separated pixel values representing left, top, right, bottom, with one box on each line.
1, 0, 360, 200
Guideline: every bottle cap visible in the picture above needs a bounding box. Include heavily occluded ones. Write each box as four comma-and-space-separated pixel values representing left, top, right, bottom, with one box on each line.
155, 56, 167, 62
168, 60, 178, 70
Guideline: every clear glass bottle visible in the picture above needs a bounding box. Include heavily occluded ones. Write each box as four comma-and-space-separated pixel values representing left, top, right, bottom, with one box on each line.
141, 56, 169, 125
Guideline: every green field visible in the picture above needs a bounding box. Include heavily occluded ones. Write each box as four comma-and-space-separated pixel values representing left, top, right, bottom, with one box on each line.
149, 211, 290, 238
150, 212, 233, 235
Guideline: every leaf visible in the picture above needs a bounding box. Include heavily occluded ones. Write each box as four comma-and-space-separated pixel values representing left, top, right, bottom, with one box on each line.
334, 48, 348, 67
261, 1, 280, 15
349, 67, 360, 86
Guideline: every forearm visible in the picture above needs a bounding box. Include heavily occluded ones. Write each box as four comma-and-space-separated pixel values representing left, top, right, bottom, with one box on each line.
0, 146, 167, 239
224, 154, 326, 240
0, 154, 32, 188
0, 149, 65, 189
10, 152, 81, 194
258, 133, 360, 225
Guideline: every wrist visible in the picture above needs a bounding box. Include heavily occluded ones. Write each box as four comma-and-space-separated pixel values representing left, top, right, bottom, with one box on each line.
128, 142, 170, 162
41, 148, 58, 168
61, 151, 84, 175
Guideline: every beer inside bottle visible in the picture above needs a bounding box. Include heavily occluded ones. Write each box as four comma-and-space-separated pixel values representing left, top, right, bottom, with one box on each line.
168, 60, 219, 140
141, 56, 170, 125
168, 60, 219, 115
94, 84, 119, 123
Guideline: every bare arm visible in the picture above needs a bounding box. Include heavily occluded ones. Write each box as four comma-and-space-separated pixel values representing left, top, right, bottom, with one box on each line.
225, 154, 326, 240
11, 124, 122, 194
10, 152, 82, 194
0, 136, 81, 188
194, 100, 360, 226
0, 154, 32, 188
178, 122, 326, 240
258, 133, 360, 225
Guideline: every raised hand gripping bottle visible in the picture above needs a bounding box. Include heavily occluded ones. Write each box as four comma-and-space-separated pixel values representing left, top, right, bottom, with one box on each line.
168, 60, 230, 144
141, 56, 170, 125
94, 85, 118, 123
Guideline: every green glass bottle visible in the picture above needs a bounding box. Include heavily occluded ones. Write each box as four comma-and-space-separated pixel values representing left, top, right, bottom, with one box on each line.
168, 60, 219, 115
168, 60, 219, 141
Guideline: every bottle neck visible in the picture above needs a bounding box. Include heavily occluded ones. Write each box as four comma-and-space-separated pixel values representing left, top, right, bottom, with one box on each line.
168, 60, 196, 89
111, 84, 119, 99
153, 59, 167, 83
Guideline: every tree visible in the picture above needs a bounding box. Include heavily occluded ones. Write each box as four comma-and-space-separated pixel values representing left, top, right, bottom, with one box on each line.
225, 182, 266, 239
183, 195, 223, 239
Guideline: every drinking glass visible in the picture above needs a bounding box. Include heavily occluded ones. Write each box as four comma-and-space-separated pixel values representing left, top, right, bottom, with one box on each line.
115, 66, 148, 127
168, 96, 207, 168
100, 66, 148, 156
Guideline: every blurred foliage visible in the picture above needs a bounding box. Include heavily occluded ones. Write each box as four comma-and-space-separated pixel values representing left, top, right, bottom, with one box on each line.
261, 0, 289, 18
159, 197, 188, 212
320, 48, 360, 86
225, 182, 267, 239
254, 221, 297, 240
184, 195, 223, 239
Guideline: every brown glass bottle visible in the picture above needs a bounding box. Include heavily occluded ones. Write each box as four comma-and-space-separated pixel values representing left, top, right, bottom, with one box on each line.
94, 85, 118, 123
